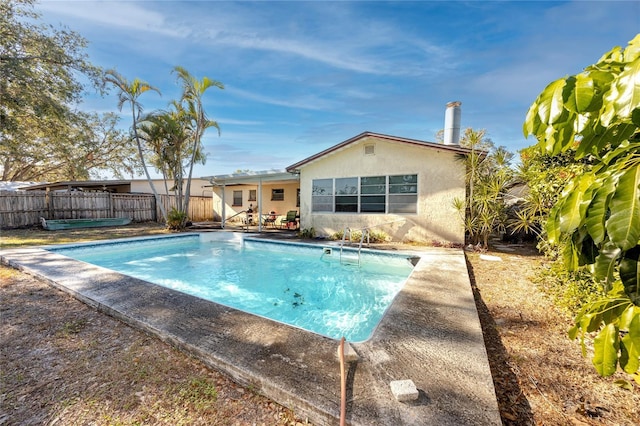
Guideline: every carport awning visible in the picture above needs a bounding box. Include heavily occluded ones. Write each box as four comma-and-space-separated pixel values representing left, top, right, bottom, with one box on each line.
203, 169, 298, 186
202, 169, 299, 230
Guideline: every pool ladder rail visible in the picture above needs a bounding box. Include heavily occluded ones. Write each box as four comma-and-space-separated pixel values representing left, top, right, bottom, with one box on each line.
338, 227, 370, 267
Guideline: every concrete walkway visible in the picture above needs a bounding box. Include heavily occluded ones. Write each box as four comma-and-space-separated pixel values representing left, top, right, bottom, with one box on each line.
1, 233, 500, 425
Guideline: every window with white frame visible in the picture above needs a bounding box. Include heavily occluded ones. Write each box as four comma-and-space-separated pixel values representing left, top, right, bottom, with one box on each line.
335, 177, 358, 212
312, 179, 333, 212
248, 189, 257, 201
311, 174, 418, 213
360, 176, 386, 212
388, 174, 418, 213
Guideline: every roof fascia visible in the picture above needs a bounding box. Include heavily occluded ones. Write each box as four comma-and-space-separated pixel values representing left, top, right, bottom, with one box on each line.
204, 170, 299, 186
286, 131, 475, 172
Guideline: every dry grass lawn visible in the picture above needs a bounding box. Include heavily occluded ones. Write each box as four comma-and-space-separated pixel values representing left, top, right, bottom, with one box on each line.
1, 224, 639, 425
468, 245, 640, 425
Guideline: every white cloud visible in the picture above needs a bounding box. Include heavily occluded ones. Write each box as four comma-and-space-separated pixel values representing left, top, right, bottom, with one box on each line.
39, 0, 189, 38
224, 86, 340, 112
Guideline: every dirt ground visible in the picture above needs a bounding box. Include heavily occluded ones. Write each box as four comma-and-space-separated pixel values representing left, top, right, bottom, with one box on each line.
1, 226, 639, 425
467, 244, 640, 425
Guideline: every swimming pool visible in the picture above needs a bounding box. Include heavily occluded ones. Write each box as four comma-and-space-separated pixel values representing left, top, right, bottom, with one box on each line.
50, 233, 416, 342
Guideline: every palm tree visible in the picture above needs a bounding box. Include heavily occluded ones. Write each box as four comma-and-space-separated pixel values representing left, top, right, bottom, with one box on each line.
104, 69, 167, 222
172, 66, 223, 226
453, 128, 514, 247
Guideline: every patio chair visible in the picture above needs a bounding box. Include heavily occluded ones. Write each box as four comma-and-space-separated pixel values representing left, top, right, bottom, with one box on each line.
279, 210, 298, 230
263, 211, 277, 228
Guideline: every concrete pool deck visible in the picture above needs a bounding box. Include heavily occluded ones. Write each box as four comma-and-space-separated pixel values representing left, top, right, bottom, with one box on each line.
1, 233, 501, 425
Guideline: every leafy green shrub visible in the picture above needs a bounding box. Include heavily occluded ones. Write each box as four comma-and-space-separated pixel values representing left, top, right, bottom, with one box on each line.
533, 259, 604, 314
330, 229, 389, 243
298, 227, 316, 239
166, 208, 187, 230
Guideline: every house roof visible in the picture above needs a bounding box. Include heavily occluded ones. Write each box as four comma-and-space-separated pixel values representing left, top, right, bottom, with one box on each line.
18, 180, 132, 192
203, 169, 299, 186
286, 131, 474, 172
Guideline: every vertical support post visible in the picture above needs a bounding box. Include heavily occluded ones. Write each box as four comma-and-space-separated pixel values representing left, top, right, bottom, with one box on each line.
257, 178, 263, 232
45, 187, 53, 219
221, 184, 226, 229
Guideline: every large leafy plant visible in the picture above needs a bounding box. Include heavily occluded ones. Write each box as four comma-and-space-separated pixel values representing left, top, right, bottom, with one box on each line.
524, 34, 640, 381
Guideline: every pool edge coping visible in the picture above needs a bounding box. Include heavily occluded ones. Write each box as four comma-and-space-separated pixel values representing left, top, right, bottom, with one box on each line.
1, 232, 501, 426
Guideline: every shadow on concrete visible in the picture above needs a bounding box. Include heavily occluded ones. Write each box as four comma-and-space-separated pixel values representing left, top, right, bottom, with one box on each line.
465, 255, 536, 426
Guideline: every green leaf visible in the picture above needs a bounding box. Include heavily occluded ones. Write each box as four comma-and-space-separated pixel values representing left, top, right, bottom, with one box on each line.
566, 74, 597, 113
611, 57, 640, 120
563, 234, 580, 271
586, 173, 617, 244
623, 34, 640, 62
537, 79, 568, 126
620, 247, 640, 305
523, 102, 541, 137
606, 166, 640, 251
614, 379, 634, 390
592, 323, 620, 376
620, 311, 640, 374
580, 311, 604, 333
557, 173, 595, 234
620, 304, 639, 329
594, 241, 622, 285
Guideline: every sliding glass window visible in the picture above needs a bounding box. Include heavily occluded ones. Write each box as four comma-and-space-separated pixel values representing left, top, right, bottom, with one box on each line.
312, 179, 333, 212
312, 174, 418, 214
335, 177, 358, 212
388, 174, 418, 213
360, 176, 386, 213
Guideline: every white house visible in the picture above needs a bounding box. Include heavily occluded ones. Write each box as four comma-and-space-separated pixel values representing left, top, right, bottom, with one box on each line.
286, 131, 470, 244
206, 102, 472, 244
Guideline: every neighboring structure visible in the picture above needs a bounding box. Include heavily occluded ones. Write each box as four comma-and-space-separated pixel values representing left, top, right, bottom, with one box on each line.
130, 178, 213, 197
18, 179, 213, 197
286, 131, 470, 244
19, 180, 132, 193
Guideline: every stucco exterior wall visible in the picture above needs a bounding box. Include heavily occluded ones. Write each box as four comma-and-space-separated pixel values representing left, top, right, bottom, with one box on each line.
297, 135, 466, 244
212, 182, 299, 223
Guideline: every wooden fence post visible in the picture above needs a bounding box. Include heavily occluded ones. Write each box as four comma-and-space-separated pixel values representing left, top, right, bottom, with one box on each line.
109, 192, 114, 217
46, 188, 53, 219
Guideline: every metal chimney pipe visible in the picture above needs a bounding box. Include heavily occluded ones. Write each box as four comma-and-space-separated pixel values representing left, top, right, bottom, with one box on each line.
443, 101, 461, 145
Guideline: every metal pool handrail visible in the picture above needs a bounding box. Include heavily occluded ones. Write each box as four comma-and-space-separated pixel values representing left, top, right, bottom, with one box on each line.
339, 227, 369, 267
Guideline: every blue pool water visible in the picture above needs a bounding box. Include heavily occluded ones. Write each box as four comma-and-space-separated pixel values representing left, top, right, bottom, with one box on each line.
50, 234, 416, 341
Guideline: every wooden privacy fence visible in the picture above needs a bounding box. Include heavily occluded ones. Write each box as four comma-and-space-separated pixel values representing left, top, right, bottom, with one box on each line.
158, 195, 213, 224
0, 191, 213, 229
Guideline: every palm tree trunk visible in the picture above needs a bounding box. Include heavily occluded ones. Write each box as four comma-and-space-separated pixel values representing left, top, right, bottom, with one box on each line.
131, 104, 167, 223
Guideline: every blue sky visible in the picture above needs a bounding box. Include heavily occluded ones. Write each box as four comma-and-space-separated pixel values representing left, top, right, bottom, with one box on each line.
37, 0, 640, 178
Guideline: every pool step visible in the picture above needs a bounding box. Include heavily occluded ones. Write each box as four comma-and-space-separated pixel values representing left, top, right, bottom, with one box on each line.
340, 254, 360, 265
